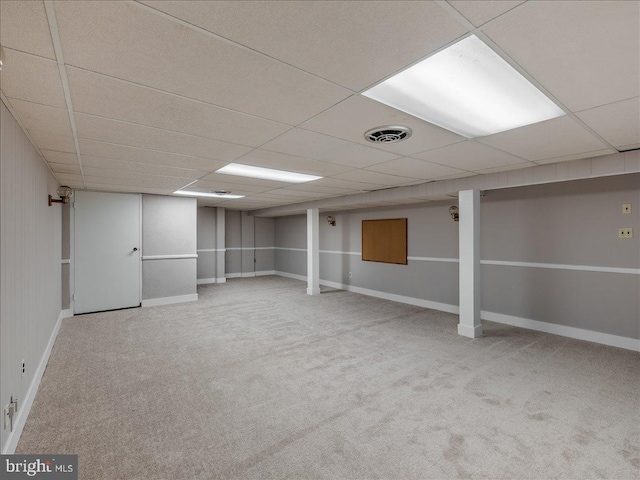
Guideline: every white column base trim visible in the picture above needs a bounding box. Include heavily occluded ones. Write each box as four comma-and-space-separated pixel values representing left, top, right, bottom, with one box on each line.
141, 293, 198, 307
272, 271, 640, 352
255, 270, 276, 276
216, 277, 227, 283
197, 278, 216, 285
307, 287, 321, 295
481, 311, 640, 352
457, 323, 483, 338
2, 310, 65, 454
225, 272, 241, 279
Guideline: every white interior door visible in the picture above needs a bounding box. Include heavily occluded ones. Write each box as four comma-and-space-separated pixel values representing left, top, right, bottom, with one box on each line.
74, 191, 141, 314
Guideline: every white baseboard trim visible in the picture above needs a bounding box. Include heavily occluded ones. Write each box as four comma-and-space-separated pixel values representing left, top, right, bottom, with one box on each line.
225, 273, 241, 279
255, 270, 276, 276
197, 278, 216, 285
273, 271, 639, 352
241, 272, 256, 278
481, 310, 640, 352
216, 277, 226, 284
2, 310, 65, 454
60, 308, 73, 319
141, 293, 198, 307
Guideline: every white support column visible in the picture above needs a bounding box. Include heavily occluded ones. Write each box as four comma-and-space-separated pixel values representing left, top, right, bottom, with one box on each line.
458, 190, 482, 338
215, 207, 226, 283
307, 208, 320, 295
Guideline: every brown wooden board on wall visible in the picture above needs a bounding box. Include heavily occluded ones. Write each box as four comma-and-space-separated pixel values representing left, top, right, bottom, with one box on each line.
362, 218, 408, 265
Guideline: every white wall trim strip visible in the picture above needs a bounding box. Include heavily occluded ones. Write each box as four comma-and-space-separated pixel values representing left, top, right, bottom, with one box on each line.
141, 293, 198, 307
2, 310, 69, 454
481, 259, 640, 275
255, 247, 275, 250
225, 272, 242, 278
272, 272, 639, 352
256, 270, 276, 276
276, 248, 639, 275
141, 254, 198, 260
196, 278, 217, 285
197, 248, 225, 253
216, 277, 227, 283
61, 259, 71, 264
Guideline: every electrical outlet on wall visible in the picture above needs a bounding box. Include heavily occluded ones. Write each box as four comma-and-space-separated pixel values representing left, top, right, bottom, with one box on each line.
622, 203, 632, 214
348, 272, 352, 278
618, 228, 633, 239
21, 360, 25, 377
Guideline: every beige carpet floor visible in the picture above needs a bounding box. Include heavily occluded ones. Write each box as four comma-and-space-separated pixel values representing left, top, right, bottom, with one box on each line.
17, 276, 640, 479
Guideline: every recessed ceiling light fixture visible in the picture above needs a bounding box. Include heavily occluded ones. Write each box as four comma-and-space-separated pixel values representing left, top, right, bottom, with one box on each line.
216, 163, 322, 183
173, 190, 245, 199
362, 35, 565, 138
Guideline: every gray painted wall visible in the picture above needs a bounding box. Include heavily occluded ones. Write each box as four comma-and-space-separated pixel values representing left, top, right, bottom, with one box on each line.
225, 210, 242, 275
1, 101, 62, 452
142, 195, 197, 300
274, 174, 640, 340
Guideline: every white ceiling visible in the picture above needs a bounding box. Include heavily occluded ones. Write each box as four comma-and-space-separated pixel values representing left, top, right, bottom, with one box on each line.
0, 0, 638, 210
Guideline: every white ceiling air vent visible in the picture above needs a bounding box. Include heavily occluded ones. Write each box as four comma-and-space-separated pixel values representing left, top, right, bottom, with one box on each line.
364, 126, 412, 144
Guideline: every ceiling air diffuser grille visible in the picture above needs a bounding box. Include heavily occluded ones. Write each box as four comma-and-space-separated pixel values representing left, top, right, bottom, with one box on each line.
364, 126, 412, 144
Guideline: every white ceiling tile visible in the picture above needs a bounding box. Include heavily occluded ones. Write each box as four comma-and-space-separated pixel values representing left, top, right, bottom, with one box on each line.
331, 169, 419, 186
83, 173, 190, 190
262, 129, 399, 168
235, 149, 353, 177
7, 98, 72, 137
197, 173, 290, 190
74, 114, 252, 162
300, 95, 465, 155
55, 1, 350, 125
266, 189, 328, 199
478, 116, 611, 162
140, 1, 468, 91
475, 163, 534, 174
0, 49, 66, 108
0, 1, 56, 59
283, 184, 357, 195
85, 184, 172, 195
484, 0, 640, 112
80, 156, 207, 179
78, 140, 225, 172
365, 157, 465, 179
67, 68, 290, 147
48, 163, 81, 175
411, 140, 527, 171
190, 181, 274, 195
448, 1, 525, 27
532, 149, 617, 166
55, 173, 83, 184
28, 130, 76, 153
41, 150, 78, 165
575, 97, 640, 150
310, 178, 379, 191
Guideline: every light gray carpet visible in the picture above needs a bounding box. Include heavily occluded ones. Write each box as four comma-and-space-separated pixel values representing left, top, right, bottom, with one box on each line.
17, 276, 640, 479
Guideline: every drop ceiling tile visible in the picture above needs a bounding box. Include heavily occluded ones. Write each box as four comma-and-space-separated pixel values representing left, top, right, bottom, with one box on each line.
80, 156, 207, 179
74, 114, 252, 162
300, 95, 465, 155
83, 173, 190, 190
235, 149, 353, 177
41, 150, 77, 165
331, 169, 418, 186
55, 173, 83, 184
55, 1, 350, 125
266, 189, 329, 199
0, 1, 56, 59
365, 157, 466, 179
533, 149, 617, 166
7, 98, 72, 137
411, 141, 527, 171
85, 183, 171, 195
478, 116, 611, 162
67, 68, 290, 147
140, 1, 468, 91
575, 97, 640, 151
310, 178, 379, 191
48, 163, 81, 175
78, 140, 225, 172
28, 130, 76, 153
0, 49, 66, 108
197, 173, 290, 190
448, 1, 525, 27
475, 163, 534, 174
262, 129, 399, 168
484, 0, 640, 112
284, 184, 357, 195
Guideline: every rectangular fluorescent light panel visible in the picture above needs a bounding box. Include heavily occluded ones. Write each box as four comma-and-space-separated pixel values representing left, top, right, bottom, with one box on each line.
174, 190, 245, 199
362, 35, 565, 138
216, 163, 322, 183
